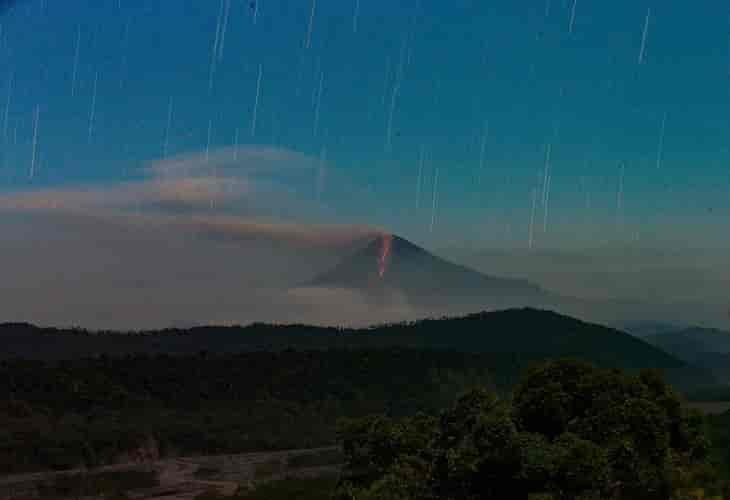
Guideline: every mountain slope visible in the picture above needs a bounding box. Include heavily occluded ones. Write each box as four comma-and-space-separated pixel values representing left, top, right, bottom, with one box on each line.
615, 320, 688, 338
0, 308, 716, 392
646, 328, 730, 356
644, 328, 730, 383
308, 234, 546, 308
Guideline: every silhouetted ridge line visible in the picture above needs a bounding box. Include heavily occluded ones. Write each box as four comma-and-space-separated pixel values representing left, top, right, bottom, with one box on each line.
0, 308, 717, 393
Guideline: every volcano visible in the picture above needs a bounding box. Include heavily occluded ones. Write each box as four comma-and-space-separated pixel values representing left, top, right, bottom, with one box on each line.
309, 234, 547, 309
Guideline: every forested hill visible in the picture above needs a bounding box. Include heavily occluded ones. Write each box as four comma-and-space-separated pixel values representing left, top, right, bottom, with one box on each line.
0, 350, 718, 478
0, 308, 716, 392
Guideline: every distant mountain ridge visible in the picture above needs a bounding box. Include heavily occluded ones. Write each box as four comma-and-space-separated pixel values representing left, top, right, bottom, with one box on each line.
646, 327, 730, 354
616, 320, 689, 338
0, 308, 717, 393
308, 234, 546, 308
642, 327, 730, 383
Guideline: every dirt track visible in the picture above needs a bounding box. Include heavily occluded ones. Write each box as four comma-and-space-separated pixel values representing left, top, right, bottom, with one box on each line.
0, 447, 341, 500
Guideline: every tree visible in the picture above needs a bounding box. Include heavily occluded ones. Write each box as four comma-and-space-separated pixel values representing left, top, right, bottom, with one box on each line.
336, 360, 714, 500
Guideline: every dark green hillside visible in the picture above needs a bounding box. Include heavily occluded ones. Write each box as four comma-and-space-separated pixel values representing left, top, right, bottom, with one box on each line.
0, 347, 726, 493
372, 309, 701, 374
708, 410, 730, 479
0, 309, 714, 392
0, 349, 515, 474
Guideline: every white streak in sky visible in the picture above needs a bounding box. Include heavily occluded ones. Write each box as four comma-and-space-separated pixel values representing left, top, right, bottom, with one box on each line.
416, 145, 424, 209
569, 0, 577, 34
639, 8, 650, 65
209, 0, 225, 94
430, 167, 439, 233
30, 105, 39, 179
88, 71, 98, 143
543, 170, 551, 232
71, 26, 81, 97
306, 0, 316, 49
218, 0, 231, 60
656, 112, 667, 169
386, 39, 407, 152
311, 58, 321, 106
208, 55, 217, 95
353, 0, 360, 33
253, 0, 259, 24
212, 0, 224, 57
252, 63, 263, 136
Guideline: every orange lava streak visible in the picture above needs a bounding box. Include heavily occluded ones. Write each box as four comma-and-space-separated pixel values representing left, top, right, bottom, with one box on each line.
378, 233, 393, 278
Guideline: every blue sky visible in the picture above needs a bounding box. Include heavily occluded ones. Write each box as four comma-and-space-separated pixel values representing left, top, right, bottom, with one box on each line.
1, 0, 730, 250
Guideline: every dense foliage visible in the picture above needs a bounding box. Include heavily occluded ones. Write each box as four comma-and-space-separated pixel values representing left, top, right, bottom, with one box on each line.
0, 349, 513, 474
0, 345, 726, 499
708, 411, 730, 479
335, 360, 721, 500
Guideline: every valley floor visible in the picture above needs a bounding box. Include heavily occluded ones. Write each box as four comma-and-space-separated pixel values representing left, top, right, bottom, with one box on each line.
688, 401, 730, 415
0, 446, 342, 500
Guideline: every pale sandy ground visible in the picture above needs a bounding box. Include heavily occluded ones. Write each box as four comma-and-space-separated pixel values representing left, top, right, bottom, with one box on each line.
687, 401, 730, 416
0, 447, 341, 500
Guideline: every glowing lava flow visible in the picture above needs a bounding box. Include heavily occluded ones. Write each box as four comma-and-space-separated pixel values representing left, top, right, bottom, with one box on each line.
378, 233, 393, 278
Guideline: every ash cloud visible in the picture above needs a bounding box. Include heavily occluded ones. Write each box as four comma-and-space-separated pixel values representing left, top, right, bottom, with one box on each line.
0, 146, 401, 329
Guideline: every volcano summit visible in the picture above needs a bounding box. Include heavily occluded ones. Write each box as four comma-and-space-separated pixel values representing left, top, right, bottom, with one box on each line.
309, 234, 547, 310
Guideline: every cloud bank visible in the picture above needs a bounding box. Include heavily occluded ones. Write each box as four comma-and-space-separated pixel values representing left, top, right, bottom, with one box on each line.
0, 146, 421, 329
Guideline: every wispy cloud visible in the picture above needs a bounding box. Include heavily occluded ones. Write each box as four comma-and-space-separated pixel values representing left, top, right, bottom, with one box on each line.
0, 145, 382, 251
147, 146, 318, 178
0, 146, 321, 216
0, 146, 395, 329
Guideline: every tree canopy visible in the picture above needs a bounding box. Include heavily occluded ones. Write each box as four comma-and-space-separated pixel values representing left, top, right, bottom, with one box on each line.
336, 360, 714, 500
